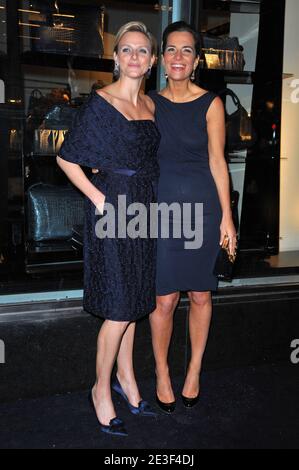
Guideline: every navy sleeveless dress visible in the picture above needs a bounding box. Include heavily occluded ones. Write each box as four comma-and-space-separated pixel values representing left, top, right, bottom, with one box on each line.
149, 91, 222, 295
59, 90, 161, 321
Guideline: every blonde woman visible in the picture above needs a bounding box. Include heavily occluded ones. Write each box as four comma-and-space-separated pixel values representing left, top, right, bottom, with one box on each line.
57, 22, 160, 437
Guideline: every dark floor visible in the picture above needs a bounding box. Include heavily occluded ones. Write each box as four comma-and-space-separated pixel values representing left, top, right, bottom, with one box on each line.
0, 362, 298, 449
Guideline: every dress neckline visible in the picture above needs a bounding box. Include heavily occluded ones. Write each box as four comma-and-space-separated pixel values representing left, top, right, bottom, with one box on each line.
93, 90, 156, 124
155, 90, 210, 105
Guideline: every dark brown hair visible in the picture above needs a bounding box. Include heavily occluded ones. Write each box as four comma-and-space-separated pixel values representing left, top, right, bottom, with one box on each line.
162, 21, 201, 56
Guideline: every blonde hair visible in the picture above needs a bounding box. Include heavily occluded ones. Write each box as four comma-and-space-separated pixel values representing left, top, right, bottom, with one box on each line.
114, 22, 157, 57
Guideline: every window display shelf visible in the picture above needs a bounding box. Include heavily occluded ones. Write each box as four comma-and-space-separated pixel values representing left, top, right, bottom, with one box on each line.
21, 51, 114, 73
203, 0, 261, 15
27, 153, 59, 159
199, 69, 255, 85
227, 155, 247, 164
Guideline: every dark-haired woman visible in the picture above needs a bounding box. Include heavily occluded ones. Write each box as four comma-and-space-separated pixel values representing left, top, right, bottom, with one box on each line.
149, 22, 237, 412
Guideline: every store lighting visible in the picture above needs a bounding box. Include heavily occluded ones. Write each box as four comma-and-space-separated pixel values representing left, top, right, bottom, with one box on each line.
8, 99, 22, 104
53, 14, 75, 19
18, 9, 41, 15
19, 22, 74, 32
19, 35, 40, 41
53, 26, 75, 31
56, 40, 75, 44
19, 36, 74, 45
19, 22, 41, 28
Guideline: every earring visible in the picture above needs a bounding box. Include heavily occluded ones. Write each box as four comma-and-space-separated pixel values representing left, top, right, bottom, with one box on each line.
191, 69, 196, 81
165, 73, 169, 80
146, 67, 152, 79
114, 62, 120, 77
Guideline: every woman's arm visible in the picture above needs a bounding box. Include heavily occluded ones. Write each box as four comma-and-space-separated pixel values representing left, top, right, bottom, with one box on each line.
56, 156, 106, 213
207, 97, 237, 255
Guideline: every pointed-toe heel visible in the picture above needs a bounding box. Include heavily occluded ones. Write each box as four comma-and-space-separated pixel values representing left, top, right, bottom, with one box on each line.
112, 377, 157, 417
88, 391, 128, 437
181, 394, 200, 409
155, 394, 176, 414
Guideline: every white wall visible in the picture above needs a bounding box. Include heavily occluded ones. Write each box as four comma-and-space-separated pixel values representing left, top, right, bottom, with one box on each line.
280, 0, 299, 251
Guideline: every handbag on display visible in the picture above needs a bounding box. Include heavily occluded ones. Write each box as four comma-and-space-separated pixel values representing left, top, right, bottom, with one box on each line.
27, 183, 84, 242
219, 89, 257, 152
9, 129, 23, 151
200, 34, 245, 71
33, 129, 68, 155
43, 104, 78, 130
71, 225, 84, 249
26, 88, 69, 132
27, 89, 52, 130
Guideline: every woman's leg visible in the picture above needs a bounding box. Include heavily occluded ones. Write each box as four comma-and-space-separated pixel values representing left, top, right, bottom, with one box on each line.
116, 322, 142, 407
149, 293, 180, 403
182, 291, 212, 398
93, 319, 130, 425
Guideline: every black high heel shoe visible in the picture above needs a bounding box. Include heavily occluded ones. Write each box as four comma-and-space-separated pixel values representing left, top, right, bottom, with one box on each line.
181, 393, 200, 409
88, 391, 128, 437
155, 393, 176, 414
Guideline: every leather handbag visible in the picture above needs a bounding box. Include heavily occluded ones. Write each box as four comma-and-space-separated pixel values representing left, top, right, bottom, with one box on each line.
27, 184, 84, 242
213, 235, 238, 282
44, 105, 78, 130
201, 34, 245, 71
34, 129, 68, 155
26, 88, 68, 132
201, 34, 244, 52
219, 89, 257, 152
71, 225, 84, 249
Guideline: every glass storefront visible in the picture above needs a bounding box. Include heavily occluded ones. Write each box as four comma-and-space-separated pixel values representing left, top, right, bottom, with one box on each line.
0, 0, 297, 299
0, 0, 162, 295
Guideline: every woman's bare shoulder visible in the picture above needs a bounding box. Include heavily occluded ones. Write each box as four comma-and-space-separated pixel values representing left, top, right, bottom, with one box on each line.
143, 94, 156, 111
94, 86, 117, 103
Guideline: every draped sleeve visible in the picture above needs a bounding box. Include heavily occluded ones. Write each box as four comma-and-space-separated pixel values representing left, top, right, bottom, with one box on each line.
58, 92, 110, 169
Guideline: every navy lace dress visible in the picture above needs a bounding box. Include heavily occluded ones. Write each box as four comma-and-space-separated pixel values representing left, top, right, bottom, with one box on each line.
59, 90, 161, 321
149, 91, 222, 295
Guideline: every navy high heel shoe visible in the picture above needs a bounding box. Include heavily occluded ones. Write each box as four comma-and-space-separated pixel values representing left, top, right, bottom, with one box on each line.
88, 390, 128, 437
112, 377, 158, 417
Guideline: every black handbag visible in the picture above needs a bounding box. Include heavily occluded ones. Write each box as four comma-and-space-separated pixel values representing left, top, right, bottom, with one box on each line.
213, 235, 238, 282
219, 89, 257, 152
71, 225, 84, 249
26, 88, 68, 132
201, 34, 245, 71
44, 104, 78, 130
27, 184, 84, 242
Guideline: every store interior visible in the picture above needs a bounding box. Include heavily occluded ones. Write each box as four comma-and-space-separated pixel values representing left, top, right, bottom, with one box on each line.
0, 0, 298, 298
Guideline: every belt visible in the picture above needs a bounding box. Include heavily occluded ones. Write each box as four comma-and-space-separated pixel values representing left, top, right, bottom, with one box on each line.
112, 168, 137, 176
95, 168, 137, 177
95, 168, 154, 179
